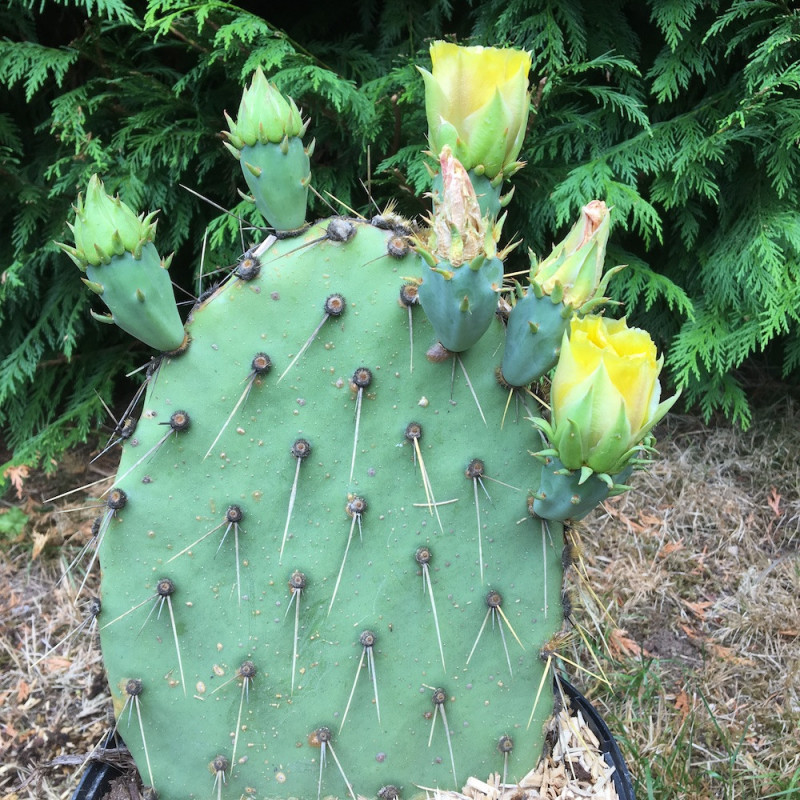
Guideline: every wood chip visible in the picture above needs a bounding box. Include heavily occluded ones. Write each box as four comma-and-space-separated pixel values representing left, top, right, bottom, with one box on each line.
435, 705, 620, 800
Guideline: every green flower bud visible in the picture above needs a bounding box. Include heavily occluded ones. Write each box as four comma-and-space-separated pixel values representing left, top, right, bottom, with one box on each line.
61, 175, 156, 270
224, 68, 305, 149
532, 201, 610, 308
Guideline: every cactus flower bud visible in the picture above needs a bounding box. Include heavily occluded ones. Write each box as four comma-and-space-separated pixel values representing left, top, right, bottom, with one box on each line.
532, 201, 610, 307
222, 69, 311, 231
419, 42, 531, 180
224, 67, 305, 148
62, 175, 157, 270
547, 315, 679, 475
57, 175, 185, 352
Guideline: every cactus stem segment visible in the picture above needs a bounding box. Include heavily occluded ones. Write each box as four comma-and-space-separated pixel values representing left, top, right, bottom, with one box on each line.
315, 728, 357, 800
230, 661, 256, 771
399, 283, 419, 373
115, 681, 155, 790
214, 509, 245, 605
349, 367, 372, 482
111, 411, 190, 491
528, 654, 553, 730
75, 491, 125, 599
457, 355, 487, 426
90, 309, 115, 324
81, 278, 105, 295
286, 571, 307, 694
211, 755, 228, 800
405, 423, 444, 535
31, 596, 101, 666
467, 590, 523, 676
340, 629, 381, 733
143, 580, 186, 696
278, 293, 346, 383
166, 504, 245, 584
60, 516, 101, 587
280, 441, 311, 563
471, 472, 486, 584
90, 414, 136, 465
499, 734, 514, 787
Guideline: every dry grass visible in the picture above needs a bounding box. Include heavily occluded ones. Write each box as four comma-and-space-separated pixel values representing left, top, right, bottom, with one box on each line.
1, 403, 799, 800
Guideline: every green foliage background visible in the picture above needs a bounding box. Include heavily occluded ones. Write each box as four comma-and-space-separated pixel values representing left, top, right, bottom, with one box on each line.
2, 0, 799, 475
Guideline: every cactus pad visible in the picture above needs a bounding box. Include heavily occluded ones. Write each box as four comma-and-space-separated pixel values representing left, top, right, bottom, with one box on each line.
97, 218, 565, 800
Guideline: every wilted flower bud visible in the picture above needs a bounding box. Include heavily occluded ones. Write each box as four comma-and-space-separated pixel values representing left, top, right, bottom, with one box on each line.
426, 146, 491, 267
414, 147, 509, 352
532, 201, 610, 307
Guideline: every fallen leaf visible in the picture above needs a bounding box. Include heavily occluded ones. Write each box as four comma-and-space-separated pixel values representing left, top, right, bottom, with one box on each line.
42, 656, 73, 673
682, 599, 713, 620
678, 622, 702, 640
767, 487, 783, 517
707, 642, 756, 666
608, 627, 643, 659
31, 530, 52, 560
16, 679, 30, 703
2, 464, 29, 498
674, 688, 691, 721
659, 539, 685, 557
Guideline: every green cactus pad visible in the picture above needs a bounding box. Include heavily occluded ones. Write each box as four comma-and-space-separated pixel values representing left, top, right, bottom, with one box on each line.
532, 455, 634, 521
500, 291, 571, 387
97, 219, 564, 800
85, 245, 185, 352
240, 139, 310, 231
417, 256, 503, 352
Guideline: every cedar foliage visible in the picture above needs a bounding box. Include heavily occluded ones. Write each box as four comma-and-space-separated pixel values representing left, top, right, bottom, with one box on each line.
2, 0, 799, 476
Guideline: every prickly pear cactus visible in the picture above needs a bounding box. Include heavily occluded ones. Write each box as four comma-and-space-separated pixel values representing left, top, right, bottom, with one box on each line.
62, 41, 676, 800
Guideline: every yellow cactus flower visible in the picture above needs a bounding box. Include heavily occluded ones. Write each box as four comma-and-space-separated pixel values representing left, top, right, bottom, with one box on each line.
419, 42, 531, 179
549, 315, 679, 475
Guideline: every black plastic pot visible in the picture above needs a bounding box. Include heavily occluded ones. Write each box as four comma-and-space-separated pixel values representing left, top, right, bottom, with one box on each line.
560, 676, 636, 800
72, 688, 635, 800
71, 732, 125, 800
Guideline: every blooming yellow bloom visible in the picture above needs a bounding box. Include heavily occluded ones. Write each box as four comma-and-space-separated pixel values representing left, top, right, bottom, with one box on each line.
549, 315, 678, 474
419, 42, 531, 179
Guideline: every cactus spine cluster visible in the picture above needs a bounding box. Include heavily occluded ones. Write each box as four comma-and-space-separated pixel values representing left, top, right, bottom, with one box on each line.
63, 43, 675, 800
